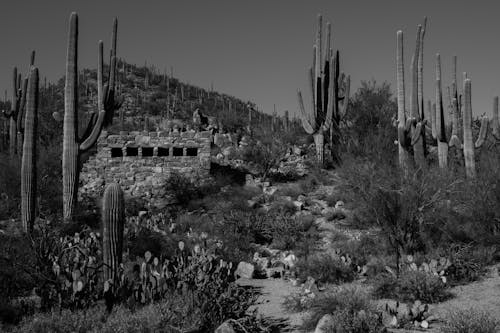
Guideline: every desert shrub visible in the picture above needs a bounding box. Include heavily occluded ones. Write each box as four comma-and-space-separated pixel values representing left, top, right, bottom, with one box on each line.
443, 244, 496, 285
237, 134, 289, 181
294, 254, 356, 284
300, 286, 385, 332
126, 228, 175, 260
0, 235, 37, 300
331, 232, 388, 267
343, 80, 398, 164
372, 270, 451, 303
165, 172, 203, 205
0, 157, 21, 220
442, 308, 500, 333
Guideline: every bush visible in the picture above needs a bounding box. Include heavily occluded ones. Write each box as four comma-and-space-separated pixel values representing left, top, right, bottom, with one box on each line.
444, 244, 496, 286
300, 286, 385, 332
165, 172, 203, 206
442, 308, 499, 333
294, 254, 356, 284
373, 270, 451, 303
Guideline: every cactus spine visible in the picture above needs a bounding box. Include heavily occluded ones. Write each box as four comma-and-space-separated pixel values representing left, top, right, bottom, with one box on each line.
102, 183, 125, 283
462, 78, 476, 178
62, 12, 121, 222
435, 54, 448, 168
21, 67, 38, 233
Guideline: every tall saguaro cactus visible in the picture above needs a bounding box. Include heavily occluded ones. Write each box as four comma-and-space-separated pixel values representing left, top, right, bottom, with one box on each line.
462, 78, 476, 178
62, 12, 121, 222
435, 54, 448, 168
298, 14, 342, 165
397, 30, 411, 173
410, 23, 426, 169
102, 183, 125, 283
3, 68, 22, 157
21, 66, 38, 233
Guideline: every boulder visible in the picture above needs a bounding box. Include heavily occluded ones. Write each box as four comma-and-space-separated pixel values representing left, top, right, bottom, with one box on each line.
215, 321, 236, 333
315, 314, 334, 333
235, 261, 255, 279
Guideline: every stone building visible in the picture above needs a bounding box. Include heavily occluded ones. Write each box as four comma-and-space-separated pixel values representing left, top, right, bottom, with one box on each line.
80, 130, 212, 208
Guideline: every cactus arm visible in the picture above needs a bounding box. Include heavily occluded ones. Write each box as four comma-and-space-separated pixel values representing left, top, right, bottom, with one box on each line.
30, 50, 35, 66
475, 116, 489, 148
339, 75, 350, 118
491, 96, 499, 138
410, 26, 421, 119
436, 54, 448, 168
397, 30, 410, 170
322, 56, 335, 132
448, 98, 462, 148
463, 78, 476, 178
21, 67, 38, 233
418, 17, 427, 120
16, 77, 28, 132
411, 122, 423, 145
298, 91, 315, 134
80, 41, 106, 151
411, 25, 426, 168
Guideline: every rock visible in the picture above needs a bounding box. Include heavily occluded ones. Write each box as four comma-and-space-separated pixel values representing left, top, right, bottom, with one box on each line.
265, 266, 284, 278
215, 321, 236, 333
334, 200, 345, 209
303, 276, 319, 294
247, 200, 258, 208
283, 253, 297, 269
263, 186, 278, 196
315, 314, 334, 333
235, 261, 255, 279
293, 201, 304, 210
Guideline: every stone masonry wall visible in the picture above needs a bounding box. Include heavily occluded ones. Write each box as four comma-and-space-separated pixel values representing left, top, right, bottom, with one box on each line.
80, 130, 212, 208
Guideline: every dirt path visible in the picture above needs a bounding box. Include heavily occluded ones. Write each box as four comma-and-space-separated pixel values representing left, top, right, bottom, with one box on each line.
237, 277, 308, 332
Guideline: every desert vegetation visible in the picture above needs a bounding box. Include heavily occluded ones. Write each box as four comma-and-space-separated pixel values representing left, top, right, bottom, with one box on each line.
1, 9, 500, 333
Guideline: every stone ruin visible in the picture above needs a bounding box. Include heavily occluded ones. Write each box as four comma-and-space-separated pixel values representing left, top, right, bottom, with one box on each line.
79, 129, 212, 208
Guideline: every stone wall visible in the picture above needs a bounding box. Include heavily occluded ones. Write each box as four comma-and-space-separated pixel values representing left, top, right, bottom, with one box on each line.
80, 130, 212, 208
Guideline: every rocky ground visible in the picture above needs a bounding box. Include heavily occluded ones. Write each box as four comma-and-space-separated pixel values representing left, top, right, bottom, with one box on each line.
231, 171, 500, 333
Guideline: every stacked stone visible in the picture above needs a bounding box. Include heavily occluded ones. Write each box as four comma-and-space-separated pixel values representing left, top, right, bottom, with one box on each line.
79, 130, 211, 208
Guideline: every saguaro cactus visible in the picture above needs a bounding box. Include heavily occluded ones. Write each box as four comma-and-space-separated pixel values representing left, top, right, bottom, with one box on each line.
435, 54, 448, 168
491, 96, 499, 139
21, 66, 38, 233
62, 12, 121, 222
396, 30, 411, 172
3, 68, 22, 157
462, 78, 476, 178
102, 183, 125, 283
298, 14, 341, 165
410, 23, 426, 169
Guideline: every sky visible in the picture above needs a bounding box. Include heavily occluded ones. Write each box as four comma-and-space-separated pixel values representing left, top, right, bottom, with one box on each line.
1, 0, 499, 120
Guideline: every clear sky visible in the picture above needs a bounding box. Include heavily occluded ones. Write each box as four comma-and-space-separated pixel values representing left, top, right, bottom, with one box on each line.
1, 0, 499, 119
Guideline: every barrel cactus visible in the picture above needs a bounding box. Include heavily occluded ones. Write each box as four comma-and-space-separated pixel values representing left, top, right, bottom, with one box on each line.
102, 183, 125, 283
